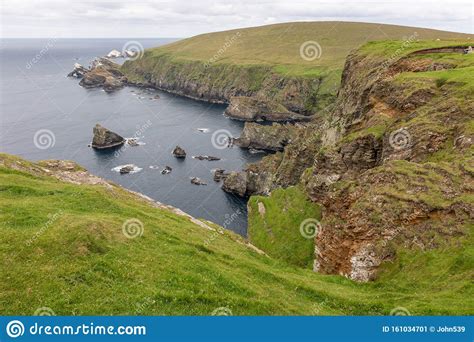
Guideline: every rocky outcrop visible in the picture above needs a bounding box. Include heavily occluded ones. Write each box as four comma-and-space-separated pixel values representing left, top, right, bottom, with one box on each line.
72, 58, 127, 92
172, 146, 186, 158
222, 172, 248, 196
91, 124, 125, 149
225, 97, 312, 122
121, 54, 325, 122
234, 122, 303, 152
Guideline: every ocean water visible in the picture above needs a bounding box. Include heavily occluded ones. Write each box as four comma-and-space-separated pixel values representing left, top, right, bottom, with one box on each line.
0, 38, 264, 235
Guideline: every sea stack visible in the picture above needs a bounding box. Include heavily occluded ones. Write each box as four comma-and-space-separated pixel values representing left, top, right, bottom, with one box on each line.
91, 124, 125, 149
172, 146, 186, 158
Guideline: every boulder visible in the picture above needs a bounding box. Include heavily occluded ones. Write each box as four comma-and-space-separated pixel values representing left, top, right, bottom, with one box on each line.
119, 165, 134, 174
222, 171, 248, 197
172, 146, 186, 158
91, 124, 125, 149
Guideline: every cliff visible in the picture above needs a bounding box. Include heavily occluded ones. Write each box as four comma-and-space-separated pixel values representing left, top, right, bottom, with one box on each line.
244, 39, 474, 283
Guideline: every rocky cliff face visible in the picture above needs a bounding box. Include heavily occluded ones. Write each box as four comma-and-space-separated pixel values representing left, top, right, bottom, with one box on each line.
243, 42, 474, 281
121, 53, 325, 121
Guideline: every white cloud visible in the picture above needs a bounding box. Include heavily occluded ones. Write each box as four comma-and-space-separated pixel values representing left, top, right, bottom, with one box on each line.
0, 0, 472, 37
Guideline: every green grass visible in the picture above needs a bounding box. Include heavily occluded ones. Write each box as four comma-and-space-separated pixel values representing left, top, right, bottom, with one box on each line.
151, 22, 473, 76
0, 154, 473, 315
248, 186, 321, 268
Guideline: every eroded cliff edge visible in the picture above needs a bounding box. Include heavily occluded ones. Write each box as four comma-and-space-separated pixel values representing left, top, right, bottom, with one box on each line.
232, 40, 474, 281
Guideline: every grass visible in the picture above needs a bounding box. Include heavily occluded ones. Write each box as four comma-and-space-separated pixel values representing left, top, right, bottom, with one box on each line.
150, 22, 473, 77
0, 154, 472, 315
248, 186, 321, 268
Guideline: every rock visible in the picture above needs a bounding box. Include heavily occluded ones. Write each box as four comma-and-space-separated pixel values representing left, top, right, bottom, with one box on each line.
190, 177, 207, 185
213, 169, 229, 182
67, 63, 88, 78
193, 155, 220, 161
454, 135, 473, 150
127, 138, 139, 146
222, 171, 248, 196
103, 76, 124, 92
225, 96, 313, 122
161, 166, 172, 174
91, 124, 125, 149
119, 165, 134, 174
234, 122, 301, 152
172, 146, 186, 158
123, 49, 138, 58
106, 49, 122, 58
77, 58, 126, 91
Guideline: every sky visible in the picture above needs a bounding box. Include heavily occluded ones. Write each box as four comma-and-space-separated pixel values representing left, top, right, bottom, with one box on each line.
1, 0, 473, 38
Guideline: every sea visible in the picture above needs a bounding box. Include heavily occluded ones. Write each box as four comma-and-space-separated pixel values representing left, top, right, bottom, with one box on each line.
0, 38, 265, 235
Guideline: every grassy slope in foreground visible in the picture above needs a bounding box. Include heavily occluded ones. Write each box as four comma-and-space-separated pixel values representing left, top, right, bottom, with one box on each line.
0, 153, 472, 315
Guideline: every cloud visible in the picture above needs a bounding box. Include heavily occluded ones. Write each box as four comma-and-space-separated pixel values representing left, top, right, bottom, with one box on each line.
1, 0, 472, 37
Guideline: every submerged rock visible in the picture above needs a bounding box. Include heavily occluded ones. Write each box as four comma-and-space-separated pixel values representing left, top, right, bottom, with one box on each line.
172, 146, 186, 158
161, 166, 172, 174
193, 155, 220, 161
91, 124, 125, 149
190, 177, 207, 185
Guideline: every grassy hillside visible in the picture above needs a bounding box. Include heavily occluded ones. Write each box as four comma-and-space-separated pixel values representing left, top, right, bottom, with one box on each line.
123, 22, 472, 115
145, 21, 472, 77
0, 153, 472, 315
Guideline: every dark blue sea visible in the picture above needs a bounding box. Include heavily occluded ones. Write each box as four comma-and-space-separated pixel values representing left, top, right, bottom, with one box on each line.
0, 38, 263, 235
